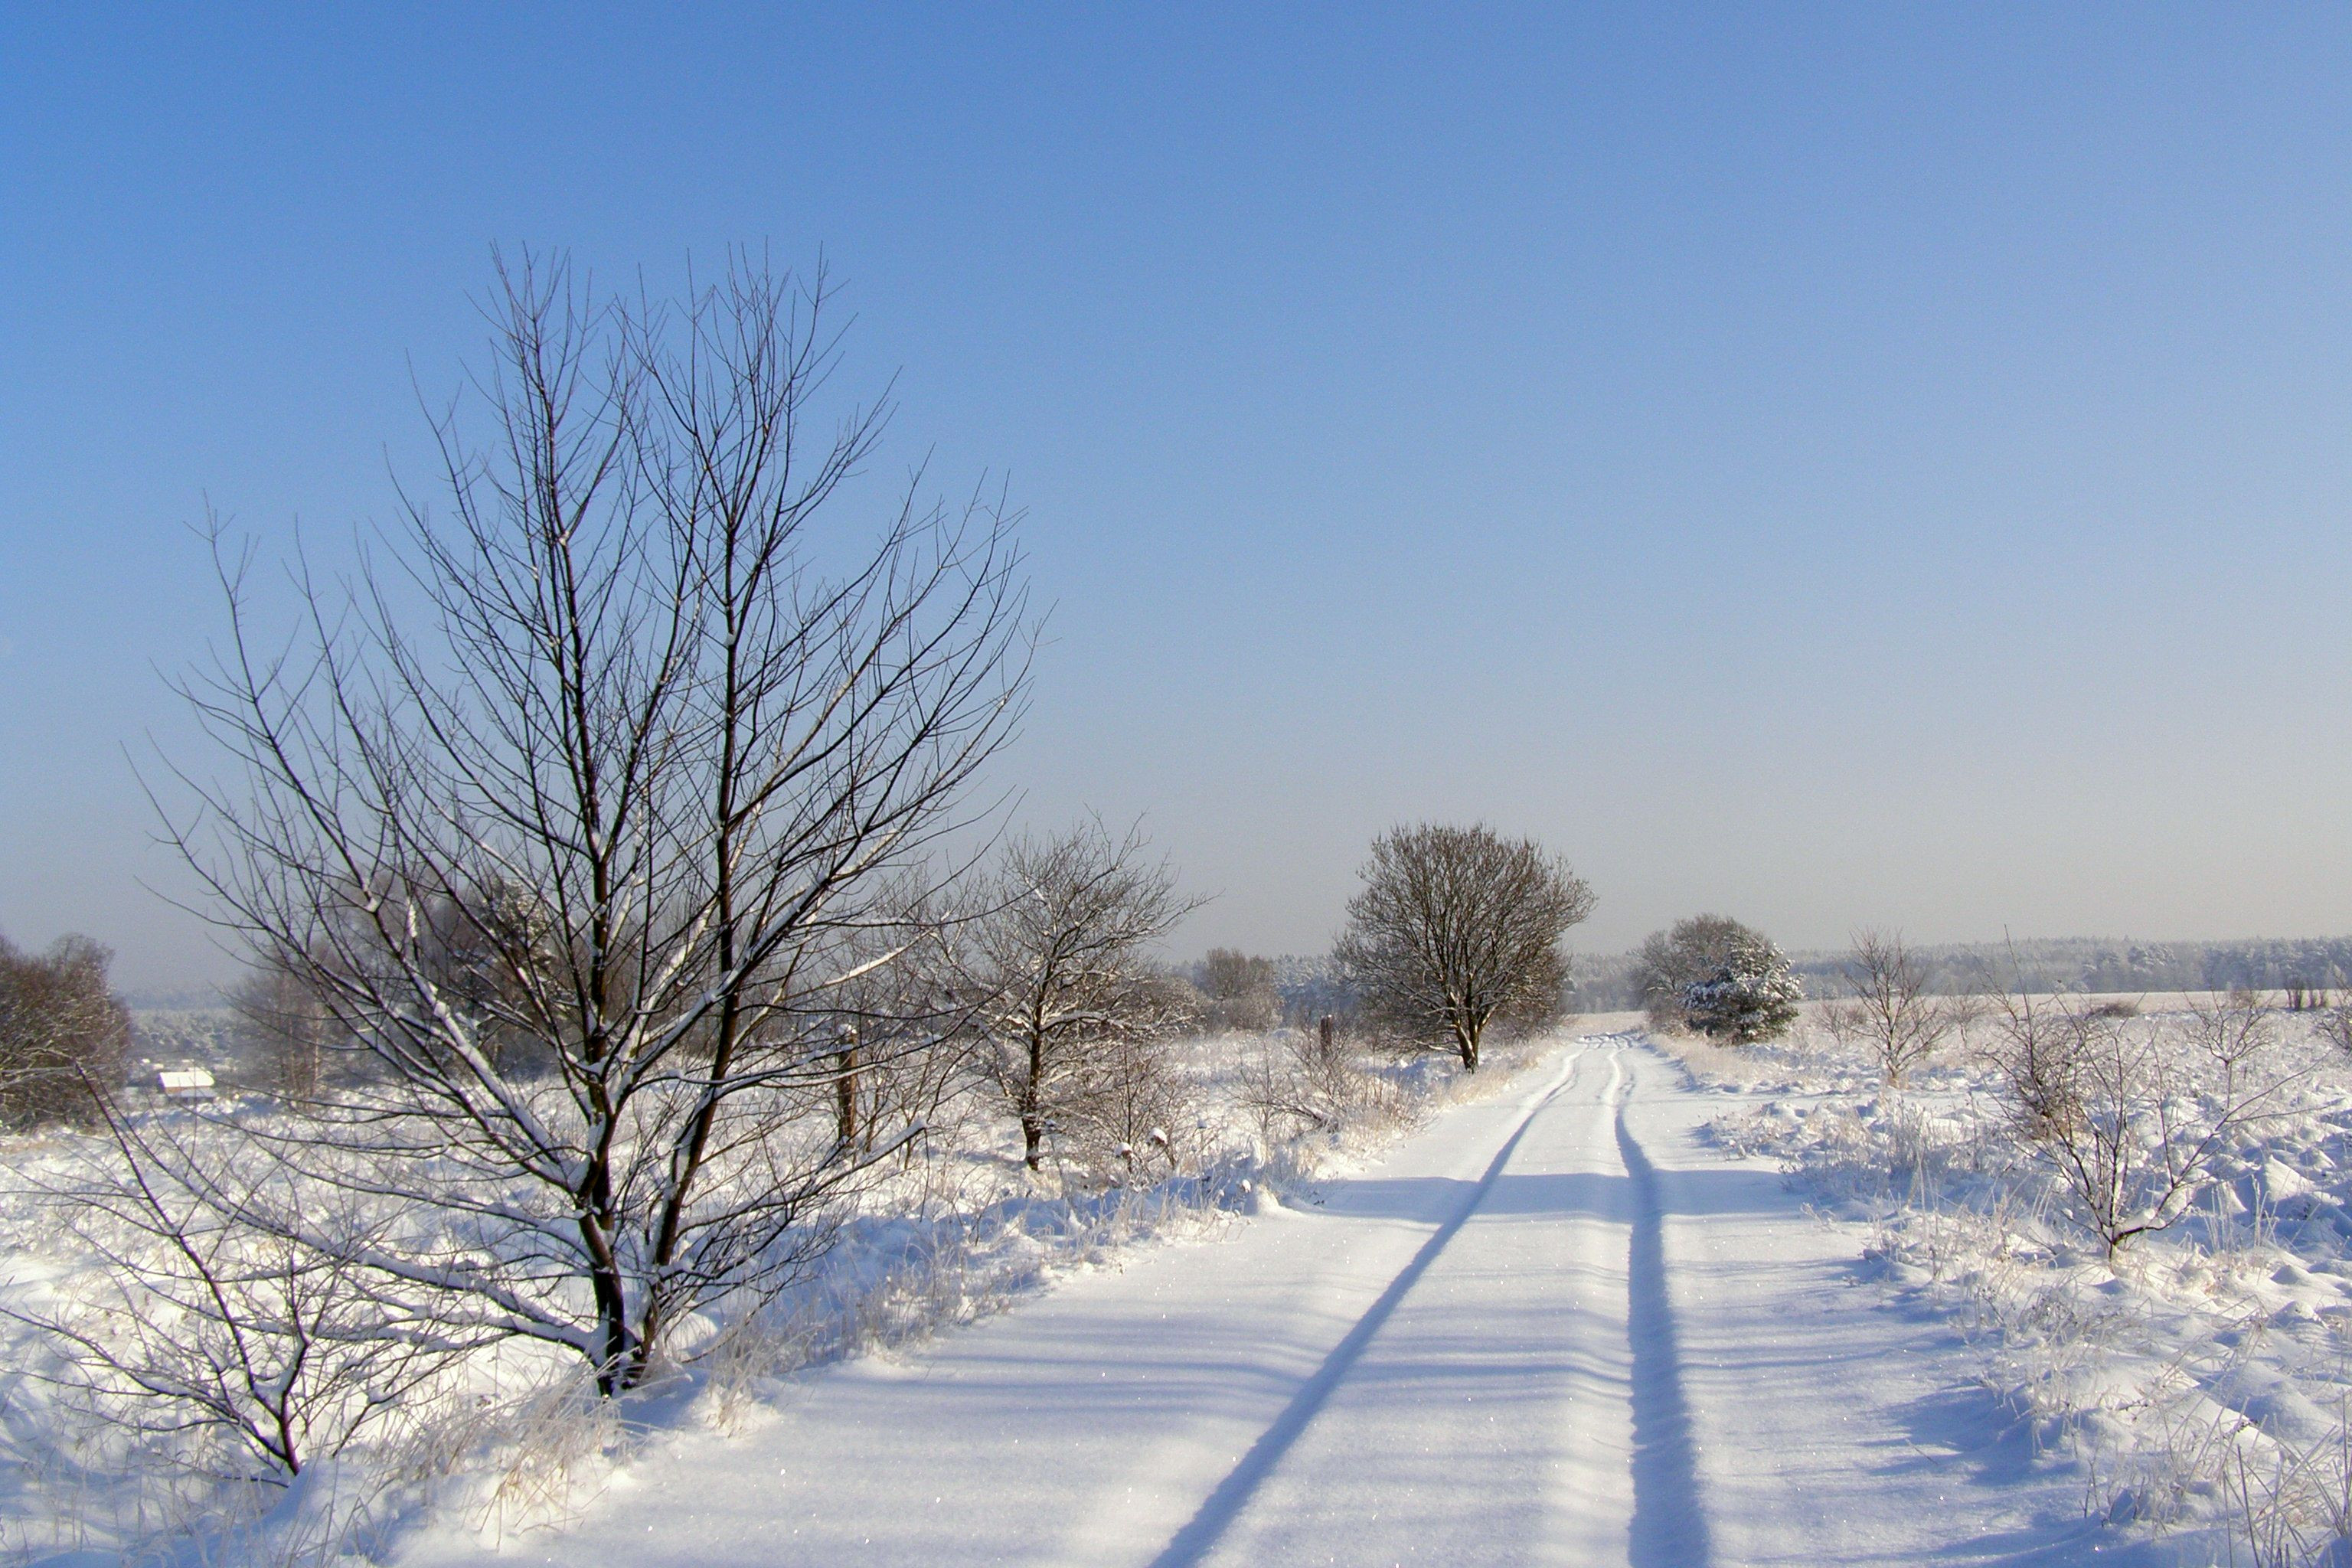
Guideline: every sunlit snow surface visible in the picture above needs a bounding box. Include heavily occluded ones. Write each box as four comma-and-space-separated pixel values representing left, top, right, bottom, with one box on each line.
386, 1037, 2125, 1567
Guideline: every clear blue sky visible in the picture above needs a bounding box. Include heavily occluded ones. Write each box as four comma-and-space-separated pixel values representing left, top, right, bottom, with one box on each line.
5, 5, 2350, 993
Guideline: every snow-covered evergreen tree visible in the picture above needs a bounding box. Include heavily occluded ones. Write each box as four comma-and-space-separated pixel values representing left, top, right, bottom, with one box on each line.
1677, 931, 1802, 1044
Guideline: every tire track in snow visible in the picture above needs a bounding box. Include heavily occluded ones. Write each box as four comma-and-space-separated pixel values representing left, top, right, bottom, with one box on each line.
1144, 1050, 1589, 1568
1616, 1057, 1713, 1568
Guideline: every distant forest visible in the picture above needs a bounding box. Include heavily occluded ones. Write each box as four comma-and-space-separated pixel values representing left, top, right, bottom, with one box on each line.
1566, 936, 2352, 1012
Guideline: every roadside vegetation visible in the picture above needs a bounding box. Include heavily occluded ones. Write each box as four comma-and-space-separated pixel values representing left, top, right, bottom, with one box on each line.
1679, 939, 2352, 1566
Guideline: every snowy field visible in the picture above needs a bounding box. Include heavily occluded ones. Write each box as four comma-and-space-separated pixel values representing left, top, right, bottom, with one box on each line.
11, 1007, 2352, 1564
0, 1024, 1522, 1565
370, 1031, 2108, 1567
1698, 996, 2352, 1566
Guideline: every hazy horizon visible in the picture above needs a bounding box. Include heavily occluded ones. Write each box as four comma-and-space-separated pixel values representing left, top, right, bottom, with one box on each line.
7, 8, 2351, 992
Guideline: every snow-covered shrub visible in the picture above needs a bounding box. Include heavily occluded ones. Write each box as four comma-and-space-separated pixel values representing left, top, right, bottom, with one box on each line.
1235, 1021, 1405, 1147
1063, 1028, 1196, 1183
2181, 988, 2280, 1098
1715, 990, 2352, 1560
1822, 929, 1975, 1087
1635, 914, 1798, 1042
1988, 991, 2301, 1260
1678, 933, 1802, 1045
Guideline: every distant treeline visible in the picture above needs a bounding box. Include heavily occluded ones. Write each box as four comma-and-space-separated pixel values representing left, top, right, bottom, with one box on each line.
1257, 939, 2352, 1021
134, 936, 2352, 1056
1566, 936, 2352, 1011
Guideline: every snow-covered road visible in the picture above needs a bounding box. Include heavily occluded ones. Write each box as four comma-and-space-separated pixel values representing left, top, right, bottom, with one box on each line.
403, 1038, 2106, 1566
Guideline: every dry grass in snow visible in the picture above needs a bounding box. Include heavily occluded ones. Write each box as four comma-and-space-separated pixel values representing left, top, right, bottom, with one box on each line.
1689, 995, 2352, 1566
0, 1021, 1566, 1566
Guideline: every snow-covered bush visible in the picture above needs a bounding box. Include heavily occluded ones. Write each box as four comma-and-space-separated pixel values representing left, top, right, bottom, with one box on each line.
1235, 1021, 1404, 1147
1713, 991, 2352, 1561
1988, 990, 2300, 1260
1635, 914, 1797, 1041
0, 1096, 485, 1561
1678, 932, 1802, 1045
1062, 1027, 1197, 1183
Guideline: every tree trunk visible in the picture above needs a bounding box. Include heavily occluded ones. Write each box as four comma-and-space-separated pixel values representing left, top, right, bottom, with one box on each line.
1021, 1030, 1047, 1170
582, 1213, 632, 1393
835, 1040, 861, 1148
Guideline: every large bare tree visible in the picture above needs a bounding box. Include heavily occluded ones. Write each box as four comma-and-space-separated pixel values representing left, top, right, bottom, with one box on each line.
162, 251, 1031, 1391
1334, 823, 1593, 1070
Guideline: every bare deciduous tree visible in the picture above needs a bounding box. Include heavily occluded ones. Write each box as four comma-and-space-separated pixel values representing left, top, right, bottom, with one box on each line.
1826, 928, 1965, 1088
159, 250, 1031, 1393
959, 821, 1199, 1171
1334, 824, 1593, 1070
0, 933, 129, 1128
231, 954, 341, 1100
1197, 948, 1278, 1032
